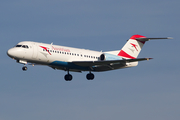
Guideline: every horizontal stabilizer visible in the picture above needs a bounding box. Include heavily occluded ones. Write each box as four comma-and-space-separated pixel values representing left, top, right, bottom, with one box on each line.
136, 37, 173, 41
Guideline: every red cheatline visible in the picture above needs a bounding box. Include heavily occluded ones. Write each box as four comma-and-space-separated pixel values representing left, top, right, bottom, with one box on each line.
39, 46, 51, 55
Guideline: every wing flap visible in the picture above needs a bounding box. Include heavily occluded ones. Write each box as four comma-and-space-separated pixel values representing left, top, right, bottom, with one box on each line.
72, 58, 152, 67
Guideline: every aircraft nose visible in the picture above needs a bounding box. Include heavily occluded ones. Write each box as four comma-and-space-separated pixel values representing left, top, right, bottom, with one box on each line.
7, 48, 16, 58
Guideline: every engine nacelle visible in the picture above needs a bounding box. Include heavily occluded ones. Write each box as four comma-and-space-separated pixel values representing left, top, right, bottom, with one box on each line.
100, 53, 122, 61
100, 54, 105, 61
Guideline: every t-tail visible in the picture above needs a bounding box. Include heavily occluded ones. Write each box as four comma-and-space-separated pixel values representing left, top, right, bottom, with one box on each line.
118, 35, 146, 59
107, 34, 172, 59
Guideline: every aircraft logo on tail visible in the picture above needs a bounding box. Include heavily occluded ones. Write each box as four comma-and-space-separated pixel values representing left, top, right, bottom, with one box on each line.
130, 43, 138, 51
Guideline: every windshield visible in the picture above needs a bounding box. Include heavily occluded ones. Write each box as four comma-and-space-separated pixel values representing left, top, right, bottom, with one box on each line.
15, 45, 29, 48
15, 45, 22, 47
22, 45, 29, 48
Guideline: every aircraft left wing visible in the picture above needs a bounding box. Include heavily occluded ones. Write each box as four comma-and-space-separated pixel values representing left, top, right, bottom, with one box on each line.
72, 58, 152, 67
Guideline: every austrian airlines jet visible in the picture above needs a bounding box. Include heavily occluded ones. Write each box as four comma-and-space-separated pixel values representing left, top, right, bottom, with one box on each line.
7, 35, 171, 81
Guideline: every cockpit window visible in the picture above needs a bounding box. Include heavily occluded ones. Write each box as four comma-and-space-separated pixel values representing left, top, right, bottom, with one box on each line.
16, 45, 22, 47
22, 45, 29, 48
15, 45, 29, 48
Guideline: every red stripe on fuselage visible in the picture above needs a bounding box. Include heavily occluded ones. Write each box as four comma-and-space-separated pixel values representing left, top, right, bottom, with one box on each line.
39, 46, 51, 55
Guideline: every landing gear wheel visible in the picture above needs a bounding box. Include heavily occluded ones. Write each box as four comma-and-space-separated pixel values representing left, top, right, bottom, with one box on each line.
64, 74, 73, 81
22, 66, 28, 71
86, 73, 94, 80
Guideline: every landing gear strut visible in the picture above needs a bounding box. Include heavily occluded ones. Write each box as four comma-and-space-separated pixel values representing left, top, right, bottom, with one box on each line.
64, 70, 73, 81
86, 72, 94, 80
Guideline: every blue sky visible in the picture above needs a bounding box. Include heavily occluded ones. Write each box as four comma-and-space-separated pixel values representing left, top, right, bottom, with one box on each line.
0, 0, 180, 120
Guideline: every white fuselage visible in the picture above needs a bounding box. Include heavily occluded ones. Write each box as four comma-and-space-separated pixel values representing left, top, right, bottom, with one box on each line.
8, 41, 132, 72
7, 40, 140, 73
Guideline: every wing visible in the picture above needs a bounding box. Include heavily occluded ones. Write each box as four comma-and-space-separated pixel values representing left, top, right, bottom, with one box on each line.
72, 58, 152, 67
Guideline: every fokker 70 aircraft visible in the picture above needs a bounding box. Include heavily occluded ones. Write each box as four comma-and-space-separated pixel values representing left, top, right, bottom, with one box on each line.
7, 35, 171, 81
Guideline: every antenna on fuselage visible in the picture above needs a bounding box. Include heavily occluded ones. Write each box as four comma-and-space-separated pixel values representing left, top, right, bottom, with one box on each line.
51, 42, 53, 45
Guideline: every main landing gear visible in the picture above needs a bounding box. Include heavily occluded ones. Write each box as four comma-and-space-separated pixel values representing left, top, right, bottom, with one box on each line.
64, 71, 95, 81
64, 70, 73, 81
64, 74, 73, 81
86, 72, 94, 80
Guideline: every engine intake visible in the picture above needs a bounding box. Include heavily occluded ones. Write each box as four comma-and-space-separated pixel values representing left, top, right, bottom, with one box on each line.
100, 54, 105, 61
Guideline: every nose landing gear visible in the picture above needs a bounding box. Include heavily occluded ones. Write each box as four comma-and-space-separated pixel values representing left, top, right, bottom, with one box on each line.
22, 65, 28, 71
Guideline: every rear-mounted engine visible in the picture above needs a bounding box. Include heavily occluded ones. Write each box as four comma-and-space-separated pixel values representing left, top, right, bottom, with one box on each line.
99, 53, 122, 61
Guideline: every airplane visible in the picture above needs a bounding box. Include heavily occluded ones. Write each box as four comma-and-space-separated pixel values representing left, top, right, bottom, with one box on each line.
7, 35, 171, 81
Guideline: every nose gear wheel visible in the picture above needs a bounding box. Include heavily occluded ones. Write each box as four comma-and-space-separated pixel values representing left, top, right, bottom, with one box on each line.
22, 66, 27, 71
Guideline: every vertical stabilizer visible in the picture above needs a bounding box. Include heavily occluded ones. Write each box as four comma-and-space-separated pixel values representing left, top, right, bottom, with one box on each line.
118, 35, 146, 59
